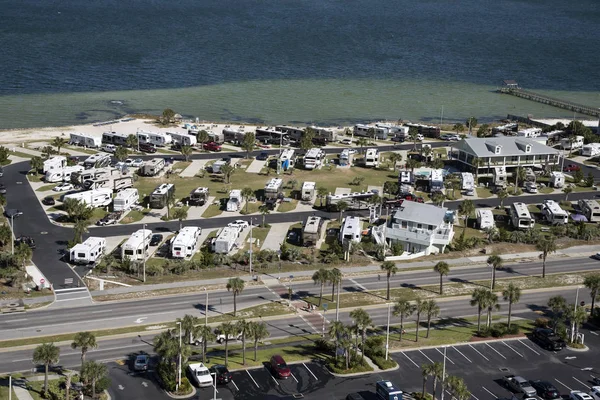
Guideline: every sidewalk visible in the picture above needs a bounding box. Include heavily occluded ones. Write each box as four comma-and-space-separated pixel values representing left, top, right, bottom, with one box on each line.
179, 159, 207, 178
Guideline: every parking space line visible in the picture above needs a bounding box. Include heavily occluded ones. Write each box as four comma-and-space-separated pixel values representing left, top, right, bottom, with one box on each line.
246, 370, 260, 388
270, 373, 280, 386
572, 377, 590, 389
485, 343, 506, 359
554, 379, 572, 391
502, 341, 524, 358
482, 386, 497, 399
231, 380, 239, 391
212, 385, 219, 394
419, 350, 435, 364
518, 339, 540, 355
303, 363, 318, 381
452, 346, 472, 363
469, 345, 490, 361
402, 352, 420, 368
291, 372, 299, 383
471, 393, 480, 400
436, 348, 455, 364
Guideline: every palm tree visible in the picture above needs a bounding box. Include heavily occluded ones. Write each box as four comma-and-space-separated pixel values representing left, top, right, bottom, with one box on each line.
172, 207, 188, 230
126, 134, 138, 149
452, 123, 464, 135
466, 117, 478, 135
567, 304, 588, 341
380, 261, 398, 300
336, 200, 349, 223
422, 362, 444, 398
0, 224, 12, 247
328, 320, 345, 358
312, 268, 329, 306
388, 152, 403, 171
514, 167, 526, 194
338, 324, 354, 370
32, 343, 60, 395
484, 291, 500, 328
80, 361, 108, 399
215, 322, 239, 366
393, 300, 415, 341
458, 200, 474, 233
584, 274, 600, 317
241, 187, 254, 213
431, 191, 445, 206
226, 277, 245, 316
406, 158, 420, 173
423, 299, 440, 338
71, 331, 98, 372
470, 288, 489, 333
258, 204, 270, 227
220, 164, 235, 184
548, 295, 567, 330
486, 254, 503, 289
165, 189, 176, 220
196, 325, 215, 363
447, 376, 470, 400
329, 267, 342, 302
356, 137, 368, 153
502, 283, 521, 329
52, 137, 67, 154
349, 308, 372, 360
180, 145, 193, 161
177, 314, 199, 345
433, 261, 449, 294
114, 146, 129, 162
154, 329, 178, 360
14, 242, 32, 268
41, 145, 55, 159
197, 130, 210, 151
30, 156, 44, 174
241, 132, 256, 158
73, 219, 88, 244
536, 236, 556, 278
247, 321, 270, 362
408, 127, 419, 151
236, 319, 251, 365
317, 186, 328, 207
414, 299, 426, 342
563, 186, 573, 201
497, 188, 509, 208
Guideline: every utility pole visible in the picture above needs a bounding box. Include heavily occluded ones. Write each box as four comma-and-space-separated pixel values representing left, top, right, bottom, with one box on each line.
142, 223, 147, 282
204, 287, 208, 326
488, 263, 493, 290
249, 219, 253, 277
385, 303, 391, 360
441, 346, 447, 400
572, 287, 580, 343
176, 321, 182, 390
335, 274, 341, 322
10, 214, 15, 255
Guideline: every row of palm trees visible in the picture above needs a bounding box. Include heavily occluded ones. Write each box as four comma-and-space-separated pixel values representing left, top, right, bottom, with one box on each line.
311, 267, 343, 306
422, 361, 470, 400
469, 283, 522, 333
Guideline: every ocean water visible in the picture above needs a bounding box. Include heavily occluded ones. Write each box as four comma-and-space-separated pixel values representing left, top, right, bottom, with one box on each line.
0, 0, 598, 129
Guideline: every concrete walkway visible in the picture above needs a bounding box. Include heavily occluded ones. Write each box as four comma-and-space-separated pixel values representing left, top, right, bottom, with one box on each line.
261, 222, 294, 251
246, 159, 267, 174
179, 159, 207, 178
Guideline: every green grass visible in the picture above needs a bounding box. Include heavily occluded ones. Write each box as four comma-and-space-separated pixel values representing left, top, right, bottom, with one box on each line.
539, 187, 554, 194
161, 206, 190, 221
573, 185, 595, 193
476, 187, 493, 198
9, 150, 35, 159
240, 202, 261, 215
414, 191, 430, 202
27, 173, 43, 183
120, 209, 147, 224
207, 301, 292, 324
172, 161, 191, 171
277, 199, 298, 212
36, 184, 56, 192
247, 227, 270, 251
0, 379, 17, 399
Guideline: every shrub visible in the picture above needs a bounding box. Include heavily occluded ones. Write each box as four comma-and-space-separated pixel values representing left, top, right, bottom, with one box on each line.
364, 336, 385, 359
146, 263, 164, 276
490, 323, 507, 338
314, 338, 334, 354
370, 355, 397, 370
174, 377, 192, 395
506, 324, 520, 335
326, 354, 372, 374
534, 317, 549, 328
157, 361, 177, 392
477, 327, 492, 338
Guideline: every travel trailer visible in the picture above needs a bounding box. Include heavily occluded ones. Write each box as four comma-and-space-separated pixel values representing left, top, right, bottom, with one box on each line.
226, 189, 242, 212
301, 181, 316, 201
493, 166, 507, 187
43, 156, 67, 174
429, 169, 444, 192
476, 209, 495, 230
137, 130, 172, 147
509, 202, 535, 229
83, 153, 112, 169
71, 167, 119, 186
150, 183, 175, 208
560, 135, 584, 150
63, 188, 113, 208
171, 226, 202, 258
517, 127, 542, 138
399, 171, 413, 185
279, 149, 295, 171
302, 216, 321, 246
189, 187, 210, 206
303, 148, 326, 170
549, 171, 565, 188
339, 216, 362, 244
578, 199, 600, 223
45, 165, 84, 183
69, 237, 106, 265
82, 176, 133, 192
461, 172, 475, 191
102, 131, 129, 146
140, 158, 166, 177
264, 178, 283, 208
69, 133, 102, 148
113, 188, 139, 212
353, 124, 389, 140
339, 149, 354, 167
326, 190, 378, 211
121, 229, 152, 261
582, 143, 600, 157
541, 199, 568, 225
364, 148, 380, 168
212, 227, 238, 254
222, 128, 246, 144
168, 132, 197, 147
211, 158, 230, 173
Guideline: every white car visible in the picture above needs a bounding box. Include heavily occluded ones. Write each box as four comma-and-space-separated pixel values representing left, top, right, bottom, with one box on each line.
131, 158, 144, 168
216, 332, 242, 344
347, 149, 357, 155
188, 363, 213, 387
416, 134, 424, 141
53, 182, 74, 192
589, 387, 600, 400
340, 138, 353, 145
228, 220, 250, 231
525, 181, 538, 193
571, 391, 594, 400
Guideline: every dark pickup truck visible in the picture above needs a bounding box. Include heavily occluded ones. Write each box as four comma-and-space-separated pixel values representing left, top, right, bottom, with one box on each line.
531, 328, 565, 351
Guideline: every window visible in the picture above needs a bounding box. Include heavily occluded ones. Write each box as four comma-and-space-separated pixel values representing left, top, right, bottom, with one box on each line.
124, 249, 134, 256
417, 224, 422, 229
402, 221, 408, 229
77, 253, 85, 258
495, 146, 501, 154
428, 225, 434, 231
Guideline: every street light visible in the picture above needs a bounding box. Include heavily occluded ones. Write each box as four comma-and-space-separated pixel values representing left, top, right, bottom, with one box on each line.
8, 375, 11, 400
440, 346, 447, 400
176, 321, 182, 391
335, 273, 342, 322
487, 263, 493, 290
249, 219, 253, 277
204, 287, 208, 326
571, 287, 580, 343
385, 303, 391, 360
143, 223, 147, 283
10, 214, 15, 255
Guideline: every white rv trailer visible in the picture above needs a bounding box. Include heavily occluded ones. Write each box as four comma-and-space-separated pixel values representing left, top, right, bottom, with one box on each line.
71, 167, 120, 186
476, 209, 495, 230
429, 169, 444, 192
171, 226, 202, 258
302, 216, 321, 246
326, 190, 377, 210
517, 127, 542, 138
150, 183, 175, 209
83, 153, 112, 169
301, 181, 316, 201
578, 199, 600, 223
137, 130, 172, 147
339, 216, 362, 244
212, 227, 238, 254
540, 199, 568, 225
69, 237, 106, 265
353, 124, 389, 140
168, 132, 197, 147
303, 148, 326, 170
279, 149, 295, 171
549, 171, 565, 188
63, 188, 113, 208
364, 148, 380, 167
102, 131, 129, 146
69, 132, 102, 148
114, 188, 139, 212
140, 158, 166, 176
82, 176, 133, 192
264, 178, 283, 208
121, 229, 152, 261
509, 202, 535, 229
461, 172, 475, 191
226, 189, 242, 212
582, 143, 600, 157
45, 165, 85, 183
493, 166, 507, 187
560, 135, 584, 150
190, 187, 210, 206
43, 156, 67, 174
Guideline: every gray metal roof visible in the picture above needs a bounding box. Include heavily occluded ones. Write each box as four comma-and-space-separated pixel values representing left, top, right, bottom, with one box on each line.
392, 201, 447, 226
454, 137, 559, 157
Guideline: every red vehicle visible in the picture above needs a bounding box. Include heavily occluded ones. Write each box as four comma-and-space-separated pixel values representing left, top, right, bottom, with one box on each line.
270, 355, 291, 379
203, 141, 222, 152
563, 164, 580, 172
139, 143, 157, 153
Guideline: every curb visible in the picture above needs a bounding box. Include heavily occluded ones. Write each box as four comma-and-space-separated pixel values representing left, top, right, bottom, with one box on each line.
566, 344, 589, 352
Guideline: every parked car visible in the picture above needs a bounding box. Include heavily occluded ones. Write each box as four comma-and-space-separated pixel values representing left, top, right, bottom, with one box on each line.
416, 133, 424, 141
0, 184, 6, 194
15, 236, 35, 250
139, 143, 157, 153
96, 212, 120, 226
589, 387, 600, 400
524, 181, 538, 193
270, 355, 291, 379
204, 142, 222, 152
564, 164, 581, 172
42, 196, 56, 206
503, 375, 537, 397
531, 328, 565, 351
102, 144, 116, 153
256, 152, 269, 161
440, 134, 454, 141
530, 380, 560, 399
391, 136, 405, 142
4, 209, 23, 218
228, 220, 250, 231
130, 158, 144, 167
150, 234, 163, 246
133, 354, 149, 371
340, 138, 353, 145
209, 365, 232, 385
53, 182, 74, 192
215, 332, 242, 344
571, 391, 594, 400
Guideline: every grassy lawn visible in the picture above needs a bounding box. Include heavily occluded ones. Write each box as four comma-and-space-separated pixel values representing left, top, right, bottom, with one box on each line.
539, 187, 554, 194
0, 380, 17, 400
27, 173, 43, 183
202, 203, 224, 218
120, 209, 147, 224
161, 206, 190, 221
573, 185, 595, 193
172, 161, 191, 171
63, 145, 96, 155
476, 187, 493, 198
10, 150, 35, 159
240, 201, 261, 215
248, 227, 270, 250
36, 184, 55, 192
207, 301, 292, 324
277, 199, 298, 212
414, 191, 430, 202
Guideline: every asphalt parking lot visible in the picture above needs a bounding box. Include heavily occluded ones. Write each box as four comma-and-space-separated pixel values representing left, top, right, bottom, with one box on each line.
107, 358, 170, 400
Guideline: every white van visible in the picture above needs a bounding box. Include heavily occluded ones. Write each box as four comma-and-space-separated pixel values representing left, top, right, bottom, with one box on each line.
102, 144, 117, 153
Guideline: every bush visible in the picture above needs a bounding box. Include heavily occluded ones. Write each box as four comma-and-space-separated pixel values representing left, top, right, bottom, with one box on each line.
146, 263, 164, 276
370, 355, 397, 370
534, 317, 550, 328
157, 361, 177, 392
364, 336, 385, 359
391, 242, 404, 256
174, 377, 193, 395
326, 354, 372, 374
506, 324, 520, 335
477, 327, 492, 338
314, 338, 335, 354
490, 323, 507, 338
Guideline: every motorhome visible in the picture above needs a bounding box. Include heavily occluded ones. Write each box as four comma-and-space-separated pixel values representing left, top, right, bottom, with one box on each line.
339, 149, 353, 167
63, 188, 113, 208
226, 189, 242, 212
207, 131, 224, 143
303, 148, 326, 170
582, 143, 600, 157
255, 127, 289, 145
517, 127, 542, 138
364, 148, 380, 168
493, 166, 507, 187
302, 216, 321, 246
121, 229, 152, 261
212, 227, 238, 254
549, 171, 565, 188
71, 167, 119, 186
301, 181, 316, 201
43, 156, 67, 174
326, 190, 378, 211
560, 135, 584, 150
353, 124, 389, 140
509, 202, 535, 229
264, 178, 283, 208
45, 165, 84, 183
102, 131, 129, 146
222, 128, 246, 144
168, 132, 197, 147
69, 237, 106, 265
83, 176, 133, 192
150, 183, 175, 208
399, 171, 413, 185
429, 169, 444, 192
476, 209, 495, 230
189, 187, 210, 206
114, 188, 139, 212
140, 158, 166, 177
69, 133, 101, 148
171, 226, 202, 258
461, 172, 475, 191
279, 149, 295, 171
83, 153, 112, 169
578, 199, 600, 223
339, 216, 362, 244
274, 125, 305, 141
137, 130, 172, 147
541, 199, 568, 225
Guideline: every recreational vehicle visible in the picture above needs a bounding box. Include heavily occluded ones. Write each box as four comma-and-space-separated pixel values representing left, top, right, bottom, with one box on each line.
212, 227, 238, 254
121, 229, 152, 261
137, 130, 172, 147
353, 124, 389, 140
493, 166, 507, 187
509, 202, 535, 229
549, 171, 565, 188
45, 165, 84, 183
63, 188, 113, 208
578, 199, 600, 223
43, 156, 67, 174
302, 216, 321, 246
399, 171, 413, 185
211, 158, 230, 173
339, 149, 353, 167
169, 132, 197, 147
171, 226, 202, 258
517, 128, 542, 138
102, 131, 128, 146
476, 209, 495, 230
140, 158, 166, 177
541, 199, 568, 225
69, 237, 106, 265
83, 153, 112, 169
275, 125, 305, 141
69, 133, 102, 148
461, 172, 475, 191
303, 148, 326, 170
223, 128, 246, 144
582, 143, 600, 157
339, 216, 362, 244
114, 188, 139, 212
190, 187, 210, 206
560, 135, 584, 150
364, 148, 380, 168
301, 181, 316, 201
279, 149, 295, 171
83, 176, 133, 192
430, 169, 444, 192
264, 178, 283, 208
71, 167, 119, 186
255, 127, 289, 145
326, 190, 377, 211
226, 189, 242, 212
150, 183, 175, 209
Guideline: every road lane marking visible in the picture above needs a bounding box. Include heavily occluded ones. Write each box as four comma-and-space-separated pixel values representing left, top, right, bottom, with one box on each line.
349, 279, 367, 291
518, 340, 540, 355
303, 363, 318, 381
91, 310, 111, 314
502, 342, 524, 358
12, 358, 31, 362
435, 348, 455, 364
231, 380, 239, 391
485, 343, 506, 359
469, 345, 490, 361
55, 296, 91, 302
3, 319, 27, 323
452, 346, 472, 363
419, 350, 435, 364
572, 377, 590, 389
291, 372, 299, 383
402, 352, 420, 368
554, 379, 572, 391
54, 287, 88, 293
590, 331, 599, 336
246, 370, 259, 388
471, 393, 480, 400
482, 386, 497, 399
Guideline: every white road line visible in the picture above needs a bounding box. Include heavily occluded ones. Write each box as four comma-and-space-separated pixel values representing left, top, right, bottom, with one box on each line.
555, 379, 572, 391
485, 343, 507, 359
502, 341, 524, 358
452, 346, 472, 363
590, 331, 599, 336
469, 345, 490, 362
246, 370, 259, 388
303, 363, 318, 380
471, 393, 480, 400
572, 377, 590, 389
402, 352, 420, 368
349, 279, 367, 291
299, 315, 319, 334
419, 350, 435, 364
518, 339, 540, 356
3, 318, 27, 323
231, 380, 239, 391
54, 287, 88, 293
91, 310, 111, 314
436, 348, 455, 364
270, 374, 280, 386
482, 386, 497, 399
291, 372, 299, 383
55, 296, 91, 302
12, 358, 31, 362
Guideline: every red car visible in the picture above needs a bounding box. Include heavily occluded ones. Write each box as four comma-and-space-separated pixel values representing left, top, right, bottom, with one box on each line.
203, 142, 222, 152
563, 164, 580, 172
270, 355, 291, 379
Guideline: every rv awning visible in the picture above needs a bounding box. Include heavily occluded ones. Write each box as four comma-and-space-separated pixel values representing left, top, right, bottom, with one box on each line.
571, 214, 588, 222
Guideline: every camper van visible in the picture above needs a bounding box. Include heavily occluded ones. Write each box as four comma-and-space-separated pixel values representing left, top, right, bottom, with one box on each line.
212, 227, 238, 254
43, 156, 67, 174
121, 229, 153, 261
541, 200, 568, 225
264, 178, 283, 208
578, 199, 600, 223
339, 216, 362, 244
510, 202, 535, 229
45, 165, 84, 183
114, 188, 139, 212
301, 181, 316, 201
302, 216, 321, 246
83, 153, 112, 169
549, 171, 565, 188
63, 188, 113, 208
279, 149, 295, 171
69, 133, 102, 148
69, 237, 106, 265
150, 183, 175, 209
560, 135, 584, 150
582, 143, 600, 157
140, 158, 166, 177
171, 226, 202, 258
190, 187, 210, 206
137, 130, 172, 147
226, 189, 242, 212
168, 132, 197, 147
364, 148, 380, 168
476, 209, 495, 230
303, 148, 326, 170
